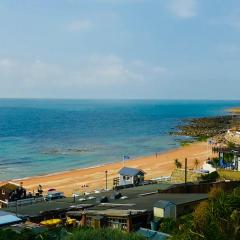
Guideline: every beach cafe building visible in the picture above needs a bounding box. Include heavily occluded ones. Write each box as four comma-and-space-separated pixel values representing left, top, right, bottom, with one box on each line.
214, 147, 240, 171
0, 182, 27, 208
118, 167, 145, 186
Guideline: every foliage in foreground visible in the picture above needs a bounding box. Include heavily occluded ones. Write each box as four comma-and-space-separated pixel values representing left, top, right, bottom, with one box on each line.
0, 227, 145, 240
162, 187, 240, 240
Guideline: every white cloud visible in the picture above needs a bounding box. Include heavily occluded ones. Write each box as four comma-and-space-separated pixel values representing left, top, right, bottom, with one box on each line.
168, 0, 197, 19
0, 55, 168, 97
67, 20, 93, 32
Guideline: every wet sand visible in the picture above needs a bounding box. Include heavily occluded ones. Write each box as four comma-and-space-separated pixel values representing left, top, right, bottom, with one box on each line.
2, 142, 214, 196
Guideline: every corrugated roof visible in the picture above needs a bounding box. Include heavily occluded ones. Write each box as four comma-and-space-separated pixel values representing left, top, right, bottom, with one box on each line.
0, 211, 22, 226
119, 167, 145, 176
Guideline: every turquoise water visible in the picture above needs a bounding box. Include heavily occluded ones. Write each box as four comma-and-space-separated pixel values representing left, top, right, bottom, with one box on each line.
0, 99, 240, 180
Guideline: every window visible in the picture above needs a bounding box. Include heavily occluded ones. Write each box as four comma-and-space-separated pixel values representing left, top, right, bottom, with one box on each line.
107, 217, 127, 230
1, 189, 5, 195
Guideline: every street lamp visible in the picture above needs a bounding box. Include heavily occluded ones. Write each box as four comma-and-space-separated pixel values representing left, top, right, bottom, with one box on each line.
105, 170, 108, 190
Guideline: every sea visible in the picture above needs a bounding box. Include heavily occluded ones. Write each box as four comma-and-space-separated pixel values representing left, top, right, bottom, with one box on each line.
0, 99, 240, 180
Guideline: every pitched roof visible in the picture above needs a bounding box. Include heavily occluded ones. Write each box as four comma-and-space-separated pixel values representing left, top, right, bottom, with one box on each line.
119, 167, 145, 176
0, 182, 20, 191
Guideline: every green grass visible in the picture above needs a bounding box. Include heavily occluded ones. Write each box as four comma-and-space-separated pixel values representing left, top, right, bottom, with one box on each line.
0, 228, 145, 240
218, 169, 240, 181
196, 136, 209, 142
179, 140, 194, 147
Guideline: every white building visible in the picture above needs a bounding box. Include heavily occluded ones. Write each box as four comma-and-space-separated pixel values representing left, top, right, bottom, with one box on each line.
118, 167, 145, 186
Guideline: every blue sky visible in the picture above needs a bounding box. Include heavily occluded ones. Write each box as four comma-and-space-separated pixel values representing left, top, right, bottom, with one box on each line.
0, 0, 240, 99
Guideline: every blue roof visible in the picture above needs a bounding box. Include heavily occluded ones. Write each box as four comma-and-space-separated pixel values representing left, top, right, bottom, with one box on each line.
0, 211, 22, 226
118, 167, 145, 176
154, 200, 175, 209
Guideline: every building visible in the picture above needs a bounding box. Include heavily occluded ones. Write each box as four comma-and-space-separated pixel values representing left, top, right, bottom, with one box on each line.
0, 210, 22, 227
153, 200, 175, 219
0, 182, 26, 208
68, 208, 148, 232
5, 183, 209, 232
153, 194, 208, 220
214, 147, 240, 170
118, 167, 145, 186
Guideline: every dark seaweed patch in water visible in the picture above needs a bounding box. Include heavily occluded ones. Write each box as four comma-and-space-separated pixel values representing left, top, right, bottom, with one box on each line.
42, 148, 91, 155
0, 160, 32, 166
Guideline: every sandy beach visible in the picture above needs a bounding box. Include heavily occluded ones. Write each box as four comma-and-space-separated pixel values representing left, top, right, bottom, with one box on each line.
0, 141, 215, 196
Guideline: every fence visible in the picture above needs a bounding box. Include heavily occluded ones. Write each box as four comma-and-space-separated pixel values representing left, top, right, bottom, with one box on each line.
7, 197, 45, 208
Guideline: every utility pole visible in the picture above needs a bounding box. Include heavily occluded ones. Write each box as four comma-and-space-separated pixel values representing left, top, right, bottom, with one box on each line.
15, 200, 18, 217
105, 170, 108, 190
185, 158, 188, 184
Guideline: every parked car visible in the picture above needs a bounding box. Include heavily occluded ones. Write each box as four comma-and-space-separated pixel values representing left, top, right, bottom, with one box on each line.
45, 191, 65, 200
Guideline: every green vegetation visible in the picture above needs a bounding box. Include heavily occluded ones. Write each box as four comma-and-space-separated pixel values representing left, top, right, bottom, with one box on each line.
0, 228, 145, 240
218, 169, 240, 181
211, 157, 220, 168
201, 171, 219, 182
179, 140, 194, 147
227, 141, 236, 149
196, 135, 208, 142
160, 187, 240, 240
223, 152, 235, 163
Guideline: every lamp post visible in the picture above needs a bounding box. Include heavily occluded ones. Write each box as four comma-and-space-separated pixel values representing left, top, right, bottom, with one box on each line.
105, 170, 108, 190
185, 158, 188, 184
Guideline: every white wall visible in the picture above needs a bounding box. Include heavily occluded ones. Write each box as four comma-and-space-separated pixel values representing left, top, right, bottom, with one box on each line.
119, 175, 134, 186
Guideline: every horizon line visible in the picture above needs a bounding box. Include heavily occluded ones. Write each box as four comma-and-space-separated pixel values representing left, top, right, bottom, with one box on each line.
0, 97, 240, 101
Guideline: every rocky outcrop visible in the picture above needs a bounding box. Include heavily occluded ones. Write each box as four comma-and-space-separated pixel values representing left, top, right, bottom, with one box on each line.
225, 132, 240, 145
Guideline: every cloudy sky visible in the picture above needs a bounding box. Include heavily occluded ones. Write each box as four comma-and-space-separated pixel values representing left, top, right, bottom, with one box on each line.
0, 0, 240, 99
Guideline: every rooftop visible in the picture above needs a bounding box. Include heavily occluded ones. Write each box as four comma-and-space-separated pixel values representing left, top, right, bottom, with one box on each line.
119, 167, 145, 176
0, 182, 20, 191
5, 183, 207, 218
0, 211, 22, 226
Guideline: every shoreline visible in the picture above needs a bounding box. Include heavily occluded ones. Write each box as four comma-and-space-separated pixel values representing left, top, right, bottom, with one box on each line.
1, 141, 215, 196
12, 146, 181, 181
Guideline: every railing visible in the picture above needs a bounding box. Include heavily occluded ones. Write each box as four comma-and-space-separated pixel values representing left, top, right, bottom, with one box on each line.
7, 197, 45, 208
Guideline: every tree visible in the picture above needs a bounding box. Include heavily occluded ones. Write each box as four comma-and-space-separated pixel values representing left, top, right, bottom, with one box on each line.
172, 187, 240, 240
224, 152, 234, 164
174, 159, 182, 169
194, 159, 199, 170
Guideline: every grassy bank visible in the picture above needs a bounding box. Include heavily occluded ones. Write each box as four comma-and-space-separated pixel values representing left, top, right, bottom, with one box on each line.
218, 169, 240, 181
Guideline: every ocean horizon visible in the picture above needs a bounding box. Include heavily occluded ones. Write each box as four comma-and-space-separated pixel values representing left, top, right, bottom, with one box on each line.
0, 99, 240, 181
